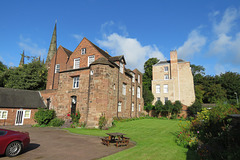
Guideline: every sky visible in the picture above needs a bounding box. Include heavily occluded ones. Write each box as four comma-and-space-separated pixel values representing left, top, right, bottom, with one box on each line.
0, 0, 240, 75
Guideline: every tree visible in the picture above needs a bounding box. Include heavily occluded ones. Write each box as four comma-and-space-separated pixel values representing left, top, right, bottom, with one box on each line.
172, 100, 182, 116
204, 83, 227, 103
143, 58, 159, 90
194, 85, 205, 103
164, 100, 174, 119
219, 72, 240, 103
4, 59, 47, 90
143, 84, 154, 105
187, 100, 202, 117
144, 103, 154, 116
154, 100, 163, 115
0, 61, 7, 87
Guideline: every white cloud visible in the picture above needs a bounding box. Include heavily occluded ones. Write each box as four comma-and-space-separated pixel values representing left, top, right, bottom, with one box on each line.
72, 34, 83, 42
212, 7, 239, 35
97, 33, 165, 72
209, 7, 240, 66
177, 29, 206, 59
18, 35, 47, 57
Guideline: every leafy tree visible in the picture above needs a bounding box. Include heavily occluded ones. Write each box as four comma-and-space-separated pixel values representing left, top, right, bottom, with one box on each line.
144, 103, 154, 116
187, 100, 202, 117
4, 59, 47, 90
194, 85, 205, 103
219, 72, 240, 103
164, 100, 174, 119
143, 58, 159, 90
143, 84, 154, 105
154, 100, 163, 115
172, 100, 182, 116
204, 83, 227, 103
0, 61, 7, 87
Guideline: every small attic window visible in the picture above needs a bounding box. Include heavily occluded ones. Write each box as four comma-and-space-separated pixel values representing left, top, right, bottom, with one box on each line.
81, 48, 86, 55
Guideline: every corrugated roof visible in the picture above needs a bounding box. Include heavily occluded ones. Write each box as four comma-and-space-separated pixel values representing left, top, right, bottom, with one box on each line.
0, 87, 46, 109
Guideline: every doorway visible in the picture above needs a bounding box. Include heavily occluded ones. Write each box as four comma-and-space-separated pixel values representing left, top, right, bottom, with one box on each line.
15, 110, 24, 125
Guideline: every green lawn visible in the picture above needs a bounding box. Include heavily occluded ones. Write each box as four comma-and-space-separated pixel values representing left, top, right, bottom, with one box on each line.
65, 119, 198, 160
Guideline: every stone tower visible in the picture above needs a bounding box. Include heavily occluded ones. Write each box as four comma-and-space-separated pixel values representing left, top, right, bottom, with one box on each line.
45, 23, 57, 68
19, 51, 25, 67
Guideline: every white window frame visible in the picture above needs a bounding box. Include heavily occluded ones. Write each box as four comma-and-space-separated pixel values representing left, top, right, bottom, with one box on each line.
138, 75, 140, 83
164, 66, 168, 72
137, 87, 140, 98
118, 102, 122, 112
55, 64, 60, 73
120, 62, 123, 73
132, 87, 134, 95
0, 110, 8, 119
139, 104, 141, 111
122, 83, 126, 95
156, 85, 160, 93
132, 73, 135, 83
73, 76, 80, 89
88, 55, 95, 66
24, 110, 31, 119
164, 75, 169, 80
132, 103, 134, 112
74, 58, 80, 69
163, 84, 168, 93
81, 48, 86, 55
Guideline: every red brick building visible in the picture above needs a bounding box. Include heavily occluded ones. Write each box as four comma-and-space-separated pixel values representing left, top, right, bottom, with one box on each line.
0, 87, 46, 126
41, 27, 144, 128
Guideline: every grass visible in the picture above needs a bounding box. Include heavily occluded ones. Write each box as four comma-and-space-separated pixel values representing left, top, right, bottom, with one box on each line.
65, 119, 198, 160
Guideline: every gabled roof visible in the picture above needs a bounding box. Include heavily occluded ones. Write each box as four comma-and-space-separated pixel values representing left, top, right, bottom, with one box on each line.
109, 55, 126, 64
84, 37, 111, 59
61, 46, 73, 57
0, 87, 46, 109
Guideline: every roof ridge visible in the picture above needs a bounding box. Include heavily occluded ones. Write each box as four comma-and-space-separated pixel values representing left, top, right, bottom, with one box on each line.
84, 37, 111, 59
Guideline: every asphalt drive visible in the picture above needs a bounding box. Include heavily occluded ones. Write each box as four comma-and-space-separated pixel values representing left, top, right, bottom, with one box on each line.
0, 126, 134, 160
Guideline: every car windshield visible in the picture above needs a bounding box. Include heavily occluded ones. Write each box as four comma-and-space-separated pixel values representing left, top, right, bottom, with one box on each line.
0, 130, 6, 136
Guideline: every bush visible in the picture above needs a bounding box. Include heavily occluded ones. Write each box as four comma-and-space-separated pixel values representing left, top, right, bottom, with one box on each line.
48, 118, 65, 127
99, 113, 107, 130
187, 100, 202, 117
71, 110, 81, 124
34, 108, 56, 125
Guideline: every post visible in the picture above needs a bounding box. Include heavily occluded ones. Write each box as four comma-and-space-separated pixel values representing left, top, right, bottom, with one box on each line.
234, 92, 239, 105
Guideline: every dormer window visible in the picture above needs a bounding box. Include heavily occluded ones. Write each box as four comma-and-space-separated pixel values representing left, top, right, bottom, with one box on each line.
138, 75, 140, 83
132, 73, 135, 83
81, 48, 86, 55
120, 63, 123, 73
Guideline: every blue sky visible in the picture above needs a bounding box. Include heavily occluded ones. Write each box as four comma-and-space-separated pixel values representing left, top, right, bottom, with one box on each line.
0, 0, 240, 75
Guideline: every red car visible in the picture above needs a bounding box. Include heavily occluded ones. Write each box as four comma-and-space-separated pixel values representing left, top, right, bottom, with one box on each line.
0, 129, 30, 157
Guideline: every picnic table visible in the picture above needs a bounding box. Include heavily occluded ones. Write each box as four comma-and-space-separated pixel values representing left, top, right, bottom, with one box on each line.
101, 132, 130, 147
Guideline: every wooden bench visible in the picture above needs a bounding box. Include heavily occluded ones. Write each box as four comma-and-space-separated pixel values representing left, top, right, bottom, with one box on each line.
116, 137, 130, 147
101, 137, 111, 146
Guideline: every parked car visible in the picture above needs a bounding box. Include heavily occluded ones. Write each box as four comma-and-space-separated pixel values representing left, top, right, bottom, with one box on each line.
0, 129, 30, 157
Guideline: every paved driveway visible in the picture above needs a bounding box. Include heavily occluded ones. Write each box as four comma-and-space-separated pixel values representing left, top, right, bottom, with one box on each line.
0, 126, 134, 160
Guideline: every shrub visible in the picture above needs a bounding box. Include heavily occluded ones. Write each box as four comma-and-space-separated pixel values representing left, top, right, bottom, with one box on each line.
187, 100, 202, 117
48, 118, 65, 127
34, 108, 56, 125
71, 110, 81, 124
99, 113, 107, 130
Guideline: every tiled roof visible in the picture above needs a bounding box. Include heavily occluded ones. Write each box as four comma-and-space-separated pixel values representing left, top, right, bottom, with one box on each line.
85, 38, 111, 59
61, 46, 73, 57
0, 87, 46, 109
91, 57, 115, 67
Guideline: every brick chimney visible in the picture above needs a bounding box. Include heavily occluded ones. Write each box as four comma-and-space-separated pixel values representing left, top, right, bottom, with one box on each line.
170, 50, 178, 64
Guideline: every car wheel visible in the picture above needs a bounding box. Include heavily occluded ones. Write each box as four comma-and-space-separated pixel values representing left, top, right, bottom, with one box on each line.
5, 141, 22, 157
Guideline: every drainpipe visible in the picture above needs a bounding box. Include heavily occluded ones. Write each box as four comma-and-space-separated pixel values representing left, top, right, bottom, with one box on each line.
86, 67, 91, 125
117, 66, 120, 119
